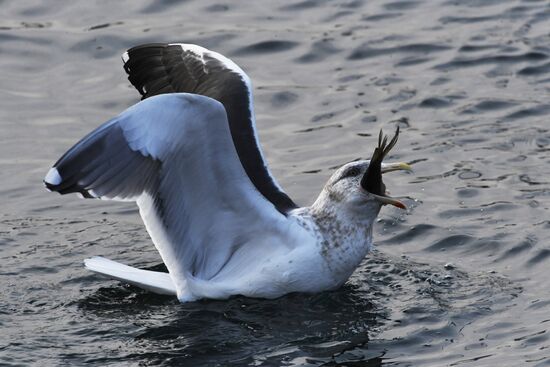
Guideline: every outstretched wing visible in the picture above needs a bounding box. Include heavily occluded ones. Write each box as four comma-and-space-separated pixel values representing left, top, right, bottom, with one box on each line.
122, 43, 297, 214
44, 94, 298, 298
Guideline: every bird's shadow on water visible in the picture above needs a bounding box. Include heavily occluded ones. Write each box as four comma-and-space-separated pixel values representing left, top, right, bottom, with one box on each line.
77, 266, 387, 366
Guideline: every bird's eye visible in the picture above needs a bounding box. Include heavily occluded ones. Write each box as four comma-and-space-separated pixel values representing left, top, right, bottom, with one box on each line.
341, 167, 361, 180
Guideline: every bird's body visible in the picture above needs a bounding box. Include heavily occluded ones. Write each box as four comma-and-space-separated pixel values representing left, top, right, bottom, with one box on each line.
45, 43, 410, 303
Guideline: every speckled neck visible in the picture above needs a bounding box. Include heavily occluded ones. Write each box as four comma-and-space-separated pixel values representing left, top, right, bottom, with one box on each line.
294, 191, 376, 285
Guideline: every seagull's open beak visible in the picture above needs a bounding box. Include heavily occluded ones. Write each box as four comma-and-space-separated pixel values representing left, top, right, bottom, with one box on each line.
361, 127, 407, 210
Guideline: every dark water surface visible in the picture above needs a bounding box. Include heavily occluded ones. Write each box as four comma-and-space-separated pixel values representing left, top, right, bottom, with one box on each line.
2, 0, 550, 365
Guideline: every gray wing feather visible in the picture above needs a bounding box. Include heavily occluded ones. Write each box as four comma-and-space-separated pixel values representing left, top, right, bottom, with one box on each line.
122, 43, 298, 214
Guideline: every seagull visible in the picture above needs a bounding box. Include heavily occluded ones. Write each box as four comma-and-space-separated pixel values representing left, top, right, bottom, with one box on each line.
44, 43, 411, 302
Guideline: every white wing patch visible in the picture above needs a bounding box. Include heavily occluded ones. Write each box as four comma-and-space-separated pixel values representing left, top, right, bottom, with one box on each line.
44, 167, 62, 187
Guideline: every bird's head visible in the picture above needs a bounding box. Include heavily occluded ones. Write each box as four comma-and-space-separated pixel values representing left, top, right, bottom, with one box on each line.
313, 127, 410, 223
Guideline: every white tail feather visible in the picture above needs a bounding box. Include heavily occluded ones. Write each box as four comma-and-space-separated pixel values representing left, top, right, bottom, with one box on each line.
84, 256, 177, 296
